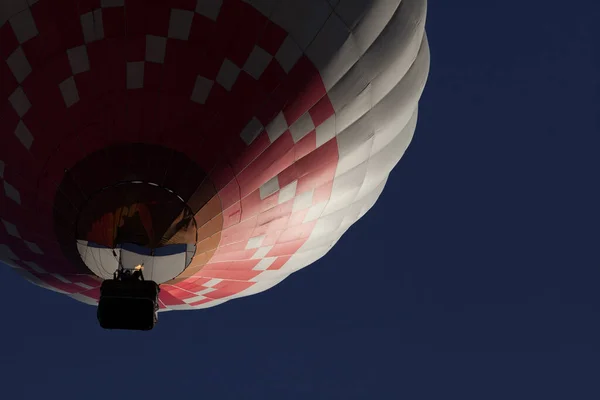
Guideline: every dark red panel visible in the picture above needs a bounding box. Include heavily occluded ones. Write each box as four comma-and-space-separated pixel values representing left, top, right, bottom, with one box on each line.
222, 201, 241, 229
198, 269, 260, 282
282, 57, 327, 125
77, 0, 101, 14
239, 190, 262, 221
0, 24, 19, 60
159, 290, 187, 306
278, 221, 316, 243
258, 20, 287, 56
0, 63, 18, 99
219, 215, 256, 246
309, 95, 335, 127
267, 256, 291, 271
102, 7, 126, 38
258, 59, 287, 95
236, 132, 294, 197
207, 280, 254, 299
266, 239, 306, 258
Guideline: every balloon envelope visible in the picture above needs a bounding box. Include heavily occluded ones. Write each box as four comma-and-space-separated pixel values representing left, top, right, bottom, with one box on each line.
0, 0, 429, 310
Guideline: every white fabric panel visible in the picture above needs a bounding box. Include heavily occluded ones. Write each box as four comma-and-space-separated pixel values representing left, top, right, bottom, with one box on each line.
259, 176, 280, 199
126, 62, 144, 89
246, 235, 266, 249
330, 35, 429, 192
270, 0, 333, 51
216, 59, 240, 91
169, 9, 194, 40
184, 294, 207, 304
357, 110, 418, 200
92, 10, 104, 40
316, 115, 336, 147
364, 0, 428, 106
52, 273, 70, 283
80, 12, 94, 43
265, 111, 288, 142
371, 36, 430, 153
163, 304, 192, 311
336, 0, 401, 52
0, 244, 19, 262
334, 83, 374, 135
335, 0, 374, 30
7, 47, 31, 83
292, 190, 314, 212
81, 11, 104, 43
278, 180, 297, 204
4, 181, 21, 204
243, 46, 272, 79
194, 287, 216, 296
274, 35, 303, 73
2, 219, 20, 238
8, 87, 31, 118
67, 45, 90, 75
203, 278, 223, 287
304, 201, 328, 223
289, 112, 315, 143
327, 0, 426, 112
306, 12, 360, 90
240, 117, 264, 145
323, 161, 368, 216
357, 177, 387, 219
277, 244, 334, 274
333, 88, 376, 177
0, 1, 28, 27
250, 270, 288, 282
145, 35, 167, 64
195, 0, 223, 21
335, 135, 373, 178
24, 240, 43, 254
14, 120, 33, 149
59, 77, 80, 108
371, 94, 418, 157
191, 75, 214, 104
252, 257, 277, 270
10, 8, 38, 44
77, 243, 119, 279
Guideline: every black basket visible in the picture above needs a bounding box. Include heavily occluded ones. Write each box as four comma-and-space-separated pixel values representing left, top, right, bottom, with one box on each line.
97, 280, 160, 331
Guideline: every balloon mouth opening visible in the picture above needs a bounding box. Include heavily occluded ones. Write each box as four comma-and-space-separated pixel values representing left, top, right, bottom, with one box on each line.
75, 180, 198, 248
74, 180, 199, 283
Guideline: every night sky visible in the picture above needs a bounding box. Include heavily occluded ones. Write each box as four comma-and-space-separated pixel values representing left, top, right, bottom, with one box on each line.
1, 1, 599, 399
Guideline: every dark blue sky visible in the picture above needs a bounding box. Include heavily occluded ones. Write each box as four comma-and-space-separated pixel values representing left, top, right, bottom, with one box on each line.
2, 1, 599, 399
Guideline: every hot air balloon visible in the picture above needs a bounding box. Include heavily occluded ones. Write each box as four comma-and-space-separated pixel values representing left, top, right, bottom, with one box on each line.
0, 0, 430, 329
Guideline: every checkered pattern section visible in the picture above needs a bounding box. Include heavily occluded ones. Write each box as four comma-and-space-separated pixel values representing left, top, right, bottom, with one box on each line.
0, 0, 430, 310
0, 0, 337, 308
